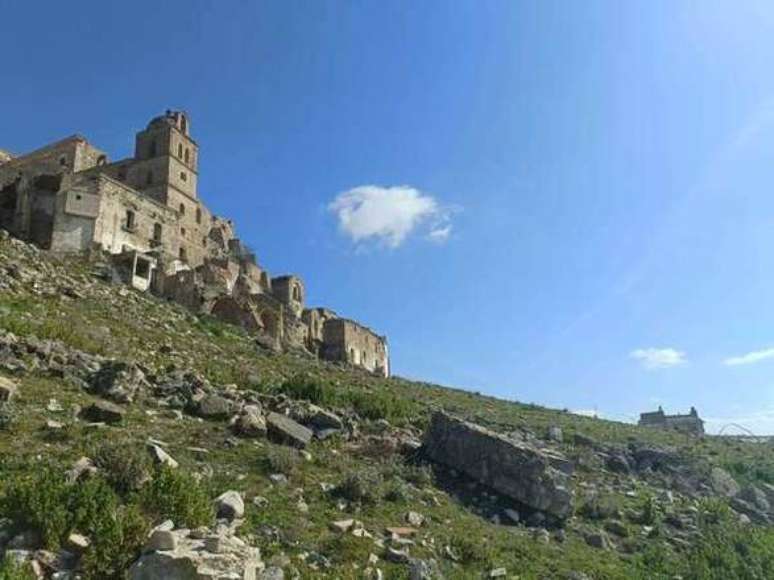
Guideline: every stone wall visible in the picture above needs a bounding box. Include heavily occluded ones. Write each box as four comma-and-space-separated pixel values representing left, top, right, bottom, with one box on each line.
271, 275, 304, 318
322, 318, 389, 376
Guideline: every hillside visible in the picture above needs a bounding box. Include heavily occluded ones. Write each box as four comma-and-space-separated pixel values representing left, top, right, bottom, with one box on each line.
2, 231, 774, 579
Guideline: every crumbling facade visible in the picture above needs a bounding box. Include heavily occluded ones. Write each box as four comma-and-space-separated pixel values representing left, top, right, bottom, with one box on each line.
638, 406, 704, 435
0, 111, 389, 376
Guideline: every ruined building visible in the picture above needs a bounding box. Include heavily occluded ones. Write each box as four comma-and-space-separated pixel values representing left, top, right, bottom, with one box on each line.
0, 111, 389, 376
638, 406, 704, 435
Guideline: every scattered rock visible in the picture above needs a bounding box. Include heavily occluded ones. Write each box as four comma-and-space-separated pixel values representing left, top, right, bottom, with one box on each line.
584, 530, 611, 550
90, 361, 148, 403
384, 547, 410, 564
195, 394, 236, 419
260, 567, 285, 580
66, 533, 90, 553
405, 511, 425, 527
709, 467, 740, 498
145, 529, 178, 552
0, 376, 18, 401
79, 401, 125, 424
266, 412, 313, 448
307, 406, 343, 431
234, 405, 267, 437
605, 453, 631, 474
147, 443, 179, 469
214, 491, 244, 521
330, 519, 355, 533
66, 457, 97, 483
129, 524, 262, 580
546, 425, 563, 442
738, 485, 770, 512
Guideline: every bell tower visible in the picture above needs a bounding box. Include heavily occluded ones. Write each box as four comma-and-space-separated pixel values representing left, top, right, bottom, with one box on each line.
132, 110, 199, 204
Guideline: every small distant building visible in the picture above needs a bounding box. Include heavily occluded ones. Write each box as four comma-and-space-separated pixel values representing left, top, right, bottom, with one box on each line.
638, 406, 704, 435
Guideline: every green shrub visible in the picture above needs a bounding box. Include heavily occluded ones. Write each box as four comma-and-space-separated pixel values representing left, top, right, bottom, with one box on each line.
140, 466, 213, 528
92, 441, 152, 495
0, 557, 36, 580
0, 471, 149, 577
278, 373, 335, 405
402, 464, 434, 487
263, 445, 301, 475
347, 390, 412, 421
639, 493, 663, 526
0, 402, 18, 431
0, 470, 70, 549
334, 469, 382, 505
80, 504, 147, 580
577, 492, 621, 521
383, 478, 411, 503
321, 533, 373, 565
631, 497, 774, 579
447, 532, 494, 565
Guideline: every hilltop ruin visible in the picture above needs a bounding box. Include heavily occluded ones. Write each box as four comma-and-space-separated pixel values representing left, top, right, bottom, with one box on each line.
0, 110, 388, 376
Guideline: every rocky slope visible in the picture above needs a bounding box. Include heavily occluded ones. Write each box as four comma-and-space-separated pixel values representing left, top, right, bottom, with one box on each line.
2, 231, 774, 579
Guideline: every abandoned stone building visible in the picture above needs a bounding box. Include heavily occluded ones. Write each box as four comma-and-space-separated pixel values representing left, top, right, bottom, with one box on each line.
0, 111, 389, 376
638, 406, 704, 435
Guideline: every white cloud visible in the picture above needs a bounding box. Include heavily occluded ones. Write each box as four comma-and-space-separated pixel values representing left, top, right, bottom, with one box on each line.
571, 409, 601, 419
329, 185, 455, 248
629, 347, 686, 370
427, 224, 452, 243
724, 347, 774, 367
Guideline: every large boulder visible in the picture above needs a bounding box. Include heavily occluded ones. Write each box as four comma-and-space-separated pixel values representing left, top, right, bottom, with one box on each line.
422, 412, 573, 519
266, 412, 313, 448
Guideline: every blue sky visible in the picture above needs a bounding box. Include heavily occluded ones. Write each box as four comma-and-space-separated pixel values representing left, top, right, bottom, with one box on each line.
4, 1, 774, 433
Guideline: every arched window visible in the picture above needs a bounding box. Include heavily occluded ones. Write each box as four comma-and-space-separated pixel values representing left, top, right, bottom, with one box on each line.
179, 203, 185, 215
124, 210, 136, 231
180, 115, 188, 134
292, 284, 301, 302
196, 207, 202, 224
59, 156, 67, 166
146, 171, 153, 186
349, 348, 356, 362
362, 351, 367, 366
177, 143, 183, 158
184, 148, 190, 164
152, 223, 162, 243
179, 247, 187, 262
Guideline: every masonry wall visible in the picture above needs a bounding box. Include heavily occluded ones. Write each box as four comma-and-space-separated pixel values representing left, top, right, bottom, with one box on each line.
90, 175, 178, 255
322, 319, 389, 376
272, 275, 304, 318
